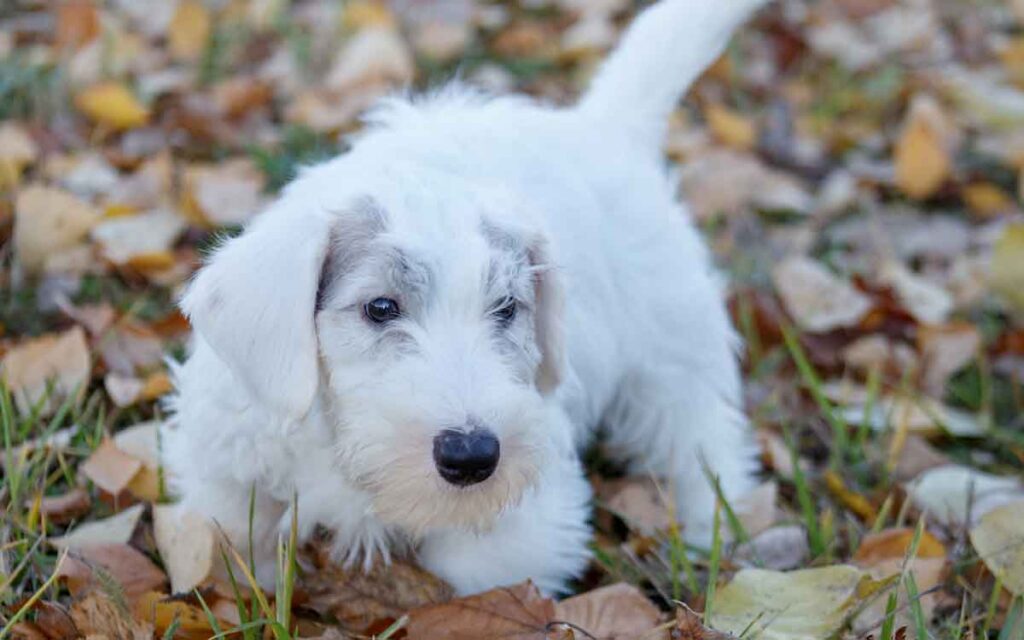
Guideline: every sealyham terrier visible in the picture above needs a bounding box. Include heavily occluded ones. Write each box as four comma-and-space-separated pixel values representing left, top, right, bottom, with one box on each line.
163, 0, 766, 596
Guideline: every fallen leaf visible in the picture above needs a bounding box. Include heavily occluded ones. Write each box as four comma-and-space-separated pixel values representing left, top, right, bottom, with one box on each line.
407, 580, 553, 640
50, 503, 145, 550
68, 591, 154, 640
706, 104, 757, 150
852, 528, 946, 635
917, 323, 981, 398
601, 477, 672, 534
33, 601, 79, 640
907, 465, 1024, 526
97, 321, 165, 376
680, 151, 813, 220
554, 583, 663, 639
54, 0, 100, 50
970, 500, 1024, 595
772, 255, 872, 332
990, 223, 1024, 319
59, 543, 167, 602
674, 604, 737, 639
168, 0, 211, 60
325, 27, 415, 93
75, 82, 149, 130
304, 557, 454, 633
91, 208, 186, 266
134, 591, 221, 640
712, 565, 873, 640
824, 470, 876, 521
877, 260, 953, 325
0, 326, 91, 415
181, 159, 267, 227
734, 525, 810, 570
13, 185, 101, 275
840, 334, 918, 376
733, 481, 780, 538
36, 487, 92, 525
964, 182, 1014, 218
894, 94, 953, 200
0, 122, 39, 189
105, 372, 145, 407
80, 438, 144, 497
890, 435, 951, 482
152, 505, 216, 594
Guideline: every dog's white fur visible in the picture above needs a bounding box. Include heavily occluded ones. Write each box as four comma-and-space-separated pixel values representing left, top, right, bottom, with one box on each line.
163, 0, 765, 595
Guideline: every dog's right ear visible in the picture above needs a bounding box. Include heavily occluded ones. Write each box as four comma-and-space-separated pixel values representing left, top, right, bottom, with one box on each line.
181, 198, 332, 419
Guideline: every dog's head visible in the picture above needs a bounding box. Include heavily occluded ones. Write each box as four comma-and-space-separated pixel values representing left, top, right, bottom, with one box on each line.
181, 153, 565, 534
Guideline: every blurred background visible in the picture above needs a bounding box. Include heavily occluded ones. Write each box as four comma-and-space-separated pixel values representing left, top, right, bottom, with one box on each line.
1, 0, 1024, 639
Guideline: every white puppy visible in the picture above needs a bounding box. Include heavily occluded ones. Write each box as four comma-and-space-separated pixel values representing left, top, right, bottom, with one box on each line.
163, 0, 765, 595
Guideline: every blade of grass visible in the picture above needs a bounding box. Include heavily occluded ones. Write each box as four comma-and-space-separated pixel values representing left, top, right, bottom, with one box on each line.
782, 325, 850, 471
983, 575, 1004, 637
0, 550, 66, 640
704, 502, 723, 629
782, 423, 824, 557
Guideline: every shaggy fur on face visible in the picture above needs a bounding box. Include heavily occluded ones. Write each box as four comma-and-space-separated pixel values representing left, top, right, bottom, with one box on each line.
163, 0, 767, 596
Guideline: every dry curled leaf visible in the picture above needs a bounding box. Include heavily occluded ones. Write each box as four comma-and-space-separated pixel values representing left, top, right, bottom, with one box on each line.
894, 94, 955, 200
554, 583, 663, 640
969, 500, 1024, 596
36, 487, 92, 525
69, 591, 154, 640
406, 580, 554, 640
80, 438, 144, 497
302, 556, 454, 633
13, 185, 100, 275
0, 326, 91, 415
58, 543, 167, 602
772, 256, 872, 332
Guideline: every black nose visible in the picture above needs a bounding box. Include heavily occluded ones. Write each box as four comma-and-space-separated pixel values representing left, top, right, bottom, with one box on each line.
433, 428, 500, 486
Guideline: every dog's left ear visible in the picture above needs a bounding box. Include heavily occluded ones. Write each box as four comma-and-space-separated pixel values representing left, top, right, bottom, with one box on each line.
529, 235, 566, 395
181, 199, 331, 419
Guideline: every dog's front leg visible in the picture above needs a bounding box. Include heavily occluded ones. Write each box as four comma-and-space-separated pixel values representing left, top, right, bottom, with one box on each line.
416, 454, 592, 596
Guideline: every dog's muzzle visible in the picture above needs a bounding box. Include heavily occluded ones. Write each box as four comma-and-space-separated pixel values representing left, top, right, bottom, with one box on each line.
432, 428, 500, 486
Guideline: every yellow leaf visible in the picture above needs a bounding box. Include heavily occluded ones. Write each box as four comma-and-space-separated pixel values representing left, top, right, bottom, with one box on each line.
0, 122, 38, 190
342, 1, 396, 30
140, 371, 173, 400
168, 0, 211, 61
126, 251, 177, 272
963, 182, 1014, 218
970, 500, 1024, 595
990, 223, 1024, 318
824, 470, 876, 521
706, 103, 757, 150
1002, 38, 1024, 85
712, 566, 872, 640
894, 96, 952, 200
75, 82, 149, 130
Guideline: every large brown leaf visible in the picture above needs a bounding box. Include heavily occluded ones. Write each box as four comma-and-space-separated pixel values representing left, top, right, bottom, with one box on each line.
554, 583, 664, 640
406, 581, 557, 640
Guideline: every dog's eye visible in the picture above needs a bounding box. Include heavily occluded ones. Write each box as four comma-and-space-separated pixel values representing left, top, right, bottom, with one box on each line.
492, 298, 517, 326
364, 297, 401, 324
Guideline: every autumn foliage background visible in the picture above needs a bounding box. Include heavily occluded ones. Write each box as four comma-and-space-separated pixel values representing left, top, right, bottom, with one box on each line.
2, 0, 1024, 638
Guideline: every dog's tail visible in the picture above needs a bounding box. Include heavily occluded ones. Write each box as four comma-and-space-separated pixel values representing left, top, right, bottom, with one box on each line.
576, 0, 767, 153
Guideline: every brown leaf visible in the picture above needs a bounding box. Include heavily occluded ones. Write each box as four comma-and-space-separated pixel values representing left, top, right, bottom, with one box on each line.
68, 591, 154, 640
772, 256, 872, 333
181, 159, 267, 227
0, 326, 91, 415
34, 601, 80, 640
58, 543, 167, 602
7, 623, 49, 640
13, 185, 100, 275
600, 477, 672, 534
673, 605, 736, 639
554, 583, 663, 640
894, 95, 954, 200
54, 1, 100, 50
917, 323, 981, 398
36, 487, 92, 525
80, 439, 144, 497
302, 557, 454, 633
407, 581, 555, 640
